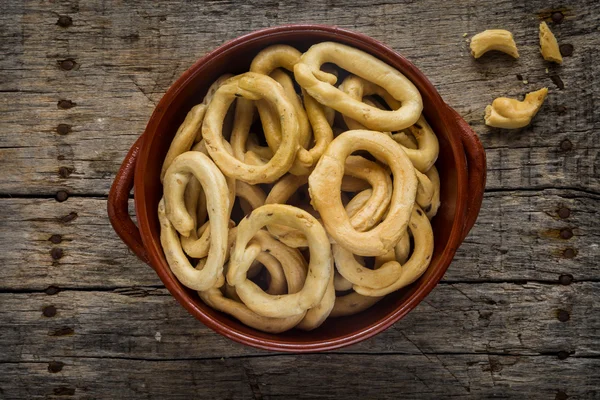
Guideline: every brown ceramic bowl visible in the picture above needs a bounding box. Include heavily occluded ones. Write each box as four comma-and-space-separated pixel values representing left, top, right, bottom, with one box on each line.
108, 25, 486, 352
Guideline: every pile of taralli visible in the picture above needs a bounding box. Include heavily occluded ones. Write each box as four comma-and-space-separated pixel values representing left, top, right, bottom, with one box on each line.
158, 42, 440, 333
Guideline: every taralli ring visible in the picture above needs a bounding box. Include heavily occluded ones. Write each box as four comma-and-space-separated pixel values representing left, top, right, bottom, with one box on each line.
332, 189, 402, 290
339, 75, 439, 172
203, 72, 301, 184
227, 204, 332, 318
354, 206, 434, 297
309, 130, 418, 256
179, 142, 236, 259
294, 42, 423, 131
265, 155, 392, 248
250, 45, 334, 172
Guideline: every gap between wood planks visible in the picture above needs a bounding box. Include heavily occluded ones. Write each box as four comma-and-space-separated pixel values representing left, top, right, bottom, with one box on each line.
1, 278, 599, 295
0, 352, 598, 364
1, 185, 599, 199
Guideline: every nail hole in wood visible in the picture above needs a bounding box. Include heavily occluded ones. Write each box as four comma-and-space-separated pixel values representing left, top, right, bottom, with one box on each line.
49, 234, 62, 244
559, 43, 574, 57
50, 248, 63, 260
559, 228, 573, 240
58, 59, 76, 71
48, 361, 65, 373
56, 191, 69, 202
558, 274, 573, 285
562, 248, 577, 259
555, 390, 568, 400
551, 12, 564, 24
59, 212, 78, 223
58, 167, 72, 178
45, 286, 61, 295
56, 124, 71, 135
42, 305, 57, 318
559, 139, 572, 151
56, 15, 72, 28
48, 326, 74, 336
557, 207, 570, 219
57, 100, 76, 109
557, 309, 570, 322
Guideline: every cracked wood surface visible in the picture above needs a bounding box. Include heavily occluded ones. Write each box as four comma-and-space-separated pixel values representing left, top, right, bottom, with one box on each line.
1, 0, 599, 399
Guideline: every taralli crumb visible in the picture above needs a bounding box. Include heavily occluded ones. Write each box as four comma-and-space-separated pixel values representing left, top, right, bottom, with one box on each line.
470, 29, 519, 59
158, 41, 439, 333
539, 22, 563, 64
484, 87, 548, 129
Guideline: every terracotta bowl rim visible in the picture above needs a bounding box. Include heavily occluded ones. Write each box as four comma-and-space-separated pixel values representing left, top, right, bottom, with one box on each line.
133, 24, 469, 352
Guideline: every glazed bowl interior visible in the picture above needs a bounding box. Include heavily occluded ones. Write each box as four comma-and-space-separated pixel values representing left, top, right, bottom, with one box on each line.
136, 26, 467, 351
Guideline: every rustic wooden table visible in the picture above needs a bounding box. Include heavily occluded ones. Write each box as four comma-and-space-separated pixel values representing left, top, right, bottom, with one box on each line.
1, 0, 599, 398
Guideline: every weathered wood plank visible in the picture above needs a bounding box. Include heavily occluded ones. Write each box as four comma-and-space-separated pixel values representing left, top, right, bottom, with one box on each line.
0, 282, 597, 361
0, 355, 598, 399
0, 0, 598, 195
1, 189, 596, 291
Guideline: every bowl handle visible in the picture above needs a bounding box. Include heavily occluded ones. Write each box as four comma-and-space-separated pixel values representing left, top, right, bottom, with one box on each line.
107, 136, 150, 265
447, 107, 487, 241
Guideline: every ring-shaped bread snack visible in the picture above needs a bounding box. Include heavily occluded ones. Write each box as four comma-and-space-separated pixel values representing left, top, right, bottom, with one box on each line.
251, 230, 308, 291
201, 233, 308, 334
339, 75, 439, 172
415, 169, 435, 212
227, 204, 332, 318
354, 206, 434, 297
346, 94, 419, 150
236, 180, 267, 215
330, 291, 383, 318
160, 74, 233, 182
202, 72, 300, 184
163, 151, 231, 239
179, 142, 237, 258
159, 199, 227, 291
250, 44, 337, 85
334, 270, 354, 291
237, 227, 309, 295
264, 155, 392, 248
251, 251, 287, 295
256, 69, 313, 174
199, 288, 305, 333
250, 45, 335, 172
422, 166, 440, 219
296, 269, 335, 331
332, 189, 402, 290
309, 130, 418, 256
294, 42, 423, 132
331, 215, 412, 318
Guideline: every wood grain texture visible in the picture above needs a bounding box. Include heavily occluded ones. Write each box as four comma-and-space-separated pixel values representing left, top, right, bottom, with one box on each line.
1, 355, 598, 399
1, 0, 599, 398
0, 0, 598, 195
1, 189, 596, 291
0, 282, 598, 362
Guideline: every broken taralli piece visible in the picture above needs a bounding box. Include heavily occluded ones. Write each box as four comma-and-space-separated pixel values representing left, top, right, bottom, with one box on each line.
484, 88, 549, 129
470, 29, 519, 59
539, 22, 563, 64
